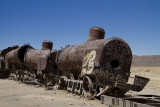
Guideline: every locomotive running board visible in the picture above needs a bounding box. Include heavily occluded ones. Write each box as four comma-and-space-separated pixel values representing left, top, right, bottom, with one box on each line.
101, 95, 160, 107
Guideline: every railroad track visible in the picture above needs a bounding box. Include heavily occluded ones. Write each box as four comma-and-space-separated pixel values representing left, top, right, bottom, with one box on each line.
101, 94, 160, 107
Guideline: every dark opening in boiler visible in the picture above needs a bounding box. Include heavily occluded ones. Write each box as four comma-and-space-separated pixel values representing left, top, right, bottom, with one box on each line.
18, 47, 27, 62
53, 64, 57, 70
18, 46, 32, 62
111, 60, 119, 68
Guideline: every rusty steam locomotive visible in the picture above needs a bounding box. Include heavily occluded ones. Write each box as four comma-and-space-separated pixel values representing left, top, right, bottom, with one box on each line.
0, 27, 149, 98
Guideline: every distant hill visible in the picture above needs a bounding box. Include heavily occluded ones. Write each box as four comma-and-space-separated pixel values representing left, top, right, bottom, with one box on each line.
132, 55, 160, 67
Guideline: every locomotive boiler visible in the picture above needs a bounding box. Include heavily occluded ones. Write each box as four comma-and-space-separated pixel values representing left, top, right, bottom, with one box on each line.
23, 41, 58, 85
24, 41, 55, 74
0, 45, 19, 78
57, 27, 149, 97
4, 41, 58, 85
4, 44, 33, 80
5, 45, 33, 70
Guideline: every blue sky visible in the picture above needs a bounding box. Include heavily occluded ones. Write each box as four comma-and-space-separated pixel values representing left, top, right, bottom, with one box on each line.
0, 0, 160, 55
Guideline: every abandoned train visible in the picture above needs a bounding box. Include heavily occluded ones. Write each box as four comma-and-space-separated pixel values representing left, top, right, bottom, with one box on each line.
0, 27, 149, 98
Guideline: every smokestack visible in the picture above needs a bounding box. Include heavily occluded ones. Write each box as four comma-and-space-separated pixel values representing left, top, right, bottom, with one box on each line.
12, 45, 19, 49
41, 41, 53, 50
87, 27, 105, 42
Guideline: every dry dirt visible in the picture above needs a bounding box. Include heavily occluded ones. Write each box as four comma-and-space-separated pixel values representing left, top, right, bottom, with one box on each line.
0, 67, 160, 107
128, 67, 160, 95
0, 79, 105, 107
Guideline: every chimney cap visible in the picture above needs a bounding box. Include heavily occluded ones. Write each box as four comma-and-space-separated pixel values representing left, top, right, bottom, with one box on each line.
87, 27, 105, 42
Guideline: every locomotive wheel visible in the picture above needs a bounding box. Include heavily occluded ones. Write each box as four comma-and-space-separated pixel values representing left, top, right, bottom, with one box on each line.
43, 74, 57, 89
82, 76, 95, 99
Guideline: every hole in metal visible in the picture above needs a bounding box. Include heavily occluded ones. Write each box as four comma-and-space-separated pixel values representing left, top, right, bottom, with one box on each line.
111, 60, 119, 68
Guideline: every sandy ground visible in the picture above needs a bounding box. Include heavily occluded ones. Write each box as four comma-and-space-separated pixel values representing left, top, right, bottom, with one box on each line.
128, 67, 160, 95
0, 79, 105, 107
0, 67, 160, 107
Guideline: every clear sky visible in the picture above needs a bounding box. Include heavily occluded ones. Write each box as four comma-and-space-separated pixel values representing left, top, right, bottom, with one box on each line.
0, 0, 160, 55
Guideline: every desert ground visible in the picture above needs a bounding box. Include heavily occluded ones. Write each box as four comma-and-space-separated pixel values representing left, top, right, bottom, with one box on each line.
129, 67, 160, 95
0, 80, 105, 107
0, 67, 160, 107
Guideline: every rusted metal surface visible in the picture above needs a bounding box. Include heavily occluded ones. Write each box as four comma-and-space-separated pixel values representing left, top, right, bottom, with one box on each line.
24, 49, 57, 74
0, 45, 19, 69
57, 27, 149, 97
57, 28, 132, 82
0, 45, 19, 78
23, 41, 56, 75
24, 49, 41, 69
57, 39, 132, 81
2, 41, 57, 86
41, 50, 57, 74
0, 45, 18, 57
87, 27, 105, 42
0, 27, 150, 99
41, 41, 53, 50
5, 45, 33, 69
101, 95, 160, 107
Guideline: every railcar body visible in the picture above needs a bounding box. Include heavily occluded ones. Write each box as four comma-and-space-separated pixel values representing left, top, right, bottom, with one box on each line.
57, 27, 149, 97
4, 41, 58, 85
24, 48, 58, 76
0, 45, 19, 78
5, 45, 33, 70
57, 38, 131, 82
0, 27, 149, 98
23, 41, 57, 75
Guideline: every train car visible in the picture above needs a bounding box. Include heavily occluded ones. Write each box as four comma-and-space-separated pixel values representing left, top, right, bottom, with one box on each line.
5, 45, 33, 70
5, 44, 33, 80
4, 41, 58, 86
56, 27, 149, 97
0, 45, 19, 78
23, 41, 58, 86
0, 27, 149, 98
